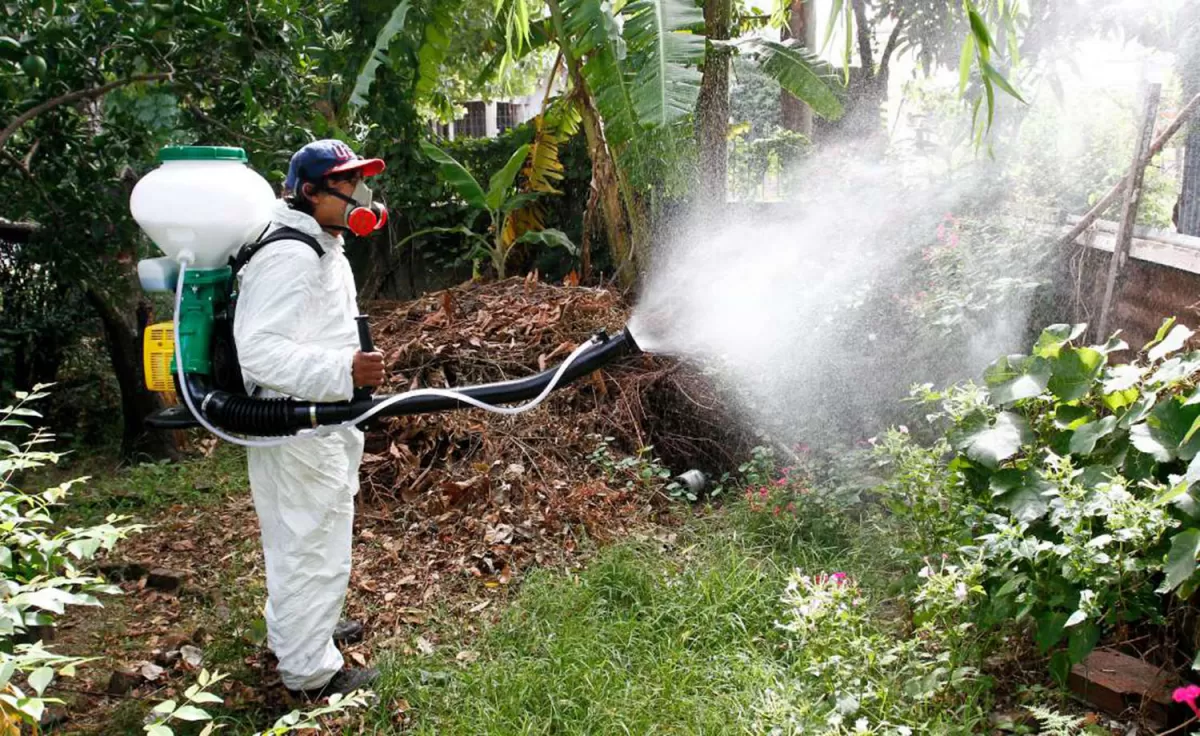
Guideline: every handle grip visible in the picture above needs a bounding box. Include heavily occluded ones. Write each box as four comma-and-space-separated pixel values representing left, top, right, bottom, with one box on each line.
354, 315, 376, 402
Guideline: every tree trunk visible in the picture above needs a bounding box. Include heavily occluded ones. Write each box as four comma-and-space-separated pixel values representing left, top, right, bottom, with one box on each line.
696, 0, 733, 213
575, 86, 636, 287
547, 0, 636, 288
84, 283, 176, 461
779, 0, 815, 138
359, 228, 400, 299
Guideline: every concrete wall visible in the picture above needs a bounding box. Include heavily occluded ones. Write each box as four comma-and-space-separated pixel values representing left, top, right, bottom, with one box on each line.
1069, 218, 1200, 351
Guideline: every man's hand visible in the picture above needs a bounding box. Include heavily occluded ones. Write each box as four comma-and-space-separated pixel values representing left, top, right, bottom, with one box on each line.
352, 351, 386, 388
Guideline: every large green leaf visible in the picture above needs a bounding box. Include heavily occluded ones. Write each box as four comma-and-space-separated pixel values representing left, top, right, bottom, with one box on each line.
984, 354, 1051, 405
1036, 611, 1068, 652
420, 141, 487, 209
621, 0, 705, 127
1119, 392, 1158, 429
1048, 347, 1104, 402
1033, 323, 1086, 359
736, 38, 843, 121
563, 0, 638, 147
1069, 416, 1117, 456
989, 468, 1052, 522
1148, 324, 1194, 362
1054, 405, 1093, 430
1159, 528, 1200, 593
1148, 351, 1200, 387
1130, 399, 1200, 462
1067, 621, 1100, 664
349, 1, 411, 108
958, 411, 1032, 469
487, 144, 531, 212
514, 228, 578, 255
1101, 364, 1143, 394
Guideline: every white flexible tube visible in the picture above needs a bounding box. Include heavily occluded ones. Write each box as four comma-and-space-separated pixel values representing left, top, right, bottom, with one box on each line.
172, 258, 596, 448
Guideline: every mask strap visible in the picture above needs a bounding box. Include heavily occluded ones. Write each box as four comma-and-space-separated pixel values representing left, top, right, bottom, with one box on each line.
321, 187, 362, 207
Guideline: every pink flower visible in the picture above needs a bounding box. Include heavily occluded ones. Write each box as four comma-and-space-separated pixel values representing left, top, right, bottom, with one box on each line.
814, 572, 849, 586
936, 225, 945, 241
1173, 685, 1200, 717
759, 488, 769, 499
948, 232, 960, 248
786, 502, 796, 513
773, 506, 781, 516
775, 478, 787, 486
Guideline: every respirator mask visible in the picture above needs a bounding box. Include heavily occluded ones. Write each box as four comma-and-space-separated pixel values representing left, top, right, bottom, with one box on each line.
327, 180, 388, 236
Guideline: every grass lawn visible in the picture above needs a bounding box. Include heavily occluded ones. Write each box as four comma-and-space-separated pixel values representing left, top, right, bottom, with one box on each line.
28, 445, 1087, 735
363, 499, 1025, 735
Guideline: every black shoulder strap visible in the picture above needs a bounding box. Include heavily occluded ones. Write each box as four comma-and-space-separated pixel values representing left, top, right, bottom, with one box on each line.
231, 225, 324, 275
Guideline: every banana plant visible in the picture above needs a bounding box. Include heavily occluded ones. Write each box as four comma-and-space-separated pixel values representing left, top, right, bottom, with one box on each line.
410, 140, 576, 280
488, 0, 847, 284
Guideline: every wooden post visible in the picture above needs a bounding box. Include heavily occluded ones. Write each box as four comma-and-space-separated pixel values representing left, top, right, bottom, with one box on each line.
1097, 83, 1161, 342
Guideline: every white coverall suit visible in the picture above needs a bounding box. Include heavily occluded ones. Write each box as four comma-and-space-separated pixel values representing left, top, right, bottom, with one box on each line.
233, 201, 364, 691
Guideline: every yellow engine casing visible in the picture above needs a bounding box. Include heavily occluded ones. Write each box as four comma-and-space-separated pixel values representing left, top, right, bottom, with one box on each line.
143, 322, 176, 393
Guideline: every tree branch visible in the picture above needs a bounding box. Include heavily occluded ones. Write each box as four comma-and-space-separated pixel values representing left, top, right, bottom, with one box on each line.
879, 17, 905, 80
2, 148, 63, 217
0, 72, 172, 151
851, 0, 873, 74
185, 104, 267, 147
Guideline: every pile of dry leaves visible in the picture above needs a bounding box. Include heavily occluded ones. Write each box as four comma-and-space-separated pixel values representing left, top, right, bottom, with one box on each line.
345, 276, 752, 614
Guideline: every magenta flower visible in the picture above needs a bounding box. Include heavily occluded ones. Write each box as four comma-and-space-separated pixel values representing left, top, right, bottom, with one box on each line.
1174, 685, 1200, 717
815, 572, 849, 586
759, 488, 769, 499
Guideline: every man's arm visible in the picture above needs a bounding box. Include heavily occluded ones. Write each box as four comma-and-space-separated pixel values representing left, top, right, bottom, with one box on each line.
233, 242, 357, 402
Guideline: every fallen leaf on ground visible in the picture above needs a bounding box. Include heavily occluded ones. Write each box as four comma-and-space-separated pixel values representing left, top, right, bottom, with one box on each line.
140, 662, 165, 681
455, 650, 480, 665
415, 636, 435, 656
179, 645, 203, 669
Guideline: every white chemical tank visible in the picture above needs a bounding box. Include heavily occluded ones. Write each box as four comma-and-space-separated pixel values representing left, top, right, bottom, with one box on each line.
130, 146, 275, 269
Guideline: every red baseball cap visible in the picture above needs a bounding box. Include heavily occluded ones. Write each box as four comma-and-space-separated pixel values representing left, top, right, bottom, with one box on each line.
285, 139, 385, 191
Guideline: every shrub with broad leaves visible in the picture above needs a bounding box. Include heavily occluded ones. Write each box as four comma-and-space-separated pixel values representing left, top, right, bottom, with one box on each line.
0, 386, 141, 726
876, 319, 1200, 679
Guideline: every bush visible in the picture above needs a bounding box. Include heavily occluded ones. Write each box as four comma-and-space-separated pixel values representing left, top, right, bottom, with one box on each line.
0, 387, 141, 726
754, 561, 992, 734
875, 320, 1200, 679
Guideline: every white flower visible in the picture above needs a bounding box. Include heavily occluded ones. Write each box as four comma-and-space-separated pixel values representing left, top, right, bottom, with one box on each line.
897, 727, 913, 736
855, 717, 870, 733
954, 581, 969, 601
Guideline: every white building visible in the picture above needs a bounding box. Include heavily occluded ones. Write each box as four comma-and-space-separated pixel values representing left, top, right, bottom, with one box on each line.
430, 69, 566, 140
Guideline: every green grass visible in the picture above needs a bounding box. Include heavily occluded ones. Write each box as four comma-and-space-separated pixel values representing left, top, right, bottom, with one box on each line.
367, 512, 850, 736
37, 443, 248, 525
359, 490, 1010, 735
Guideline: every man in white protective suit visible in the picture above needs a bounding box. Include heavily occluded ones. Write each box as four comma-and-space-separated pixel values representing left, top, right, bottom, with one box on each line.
233, 139, 388, 698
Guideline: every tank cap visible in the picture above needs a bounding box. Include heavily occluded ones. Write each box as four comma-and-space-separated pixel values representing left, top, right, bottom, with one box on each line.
157, 146, 248, 163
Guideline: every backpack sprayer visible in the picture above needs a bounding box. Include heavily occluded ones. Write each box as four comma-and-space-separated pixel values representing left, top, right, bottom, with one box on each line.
131, 146, 642, 446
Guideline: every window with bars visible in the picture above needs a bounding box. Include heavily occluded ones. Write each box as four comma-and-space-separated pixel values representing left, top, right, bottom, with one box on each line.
456, 101, 487, 138
496, 103, 518, 134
